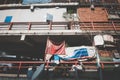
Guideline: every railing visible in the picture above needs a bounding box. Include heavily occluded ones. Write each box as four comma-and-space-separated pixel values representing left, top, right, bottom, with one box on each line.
0, 21, 120, 31
0, 61, 120, 70
0, 61, 120, 74
0, 60, 120, 80
80, 21, 120, 31
0, 22, 79, 30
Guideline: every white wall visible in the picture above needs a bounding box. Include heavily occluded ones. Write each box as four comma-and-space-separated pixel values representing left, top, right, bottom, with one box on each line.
0, 8, 66, 22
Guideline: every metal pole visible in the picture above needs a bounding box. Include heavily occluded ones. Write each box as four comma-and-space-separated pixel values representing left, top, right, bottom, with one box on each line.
96, 49, 103, 80
17, 62, 22, 78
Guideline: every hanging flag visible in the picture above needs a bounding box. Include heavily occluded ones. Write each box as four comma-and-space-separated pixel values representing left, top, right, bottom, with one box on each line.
45, 38, 65, 55
45, 38, 65, 61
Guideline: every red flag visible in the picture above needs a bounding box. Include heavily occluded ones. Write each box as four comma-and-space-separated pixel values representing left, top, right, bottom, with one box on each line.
45, 38, 65, 55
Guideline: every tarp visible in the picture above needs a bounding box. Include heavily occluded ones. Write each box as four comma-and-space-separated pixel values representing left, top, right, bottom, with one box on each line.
94, 34, 114, 46
45, 38, 65, 61
55, 48, 89, 60
103, 34, 114, 42
94, 35, 104, 46
54, 46, 96, 61
22, 0, 52, 4
45, 38, 65, 55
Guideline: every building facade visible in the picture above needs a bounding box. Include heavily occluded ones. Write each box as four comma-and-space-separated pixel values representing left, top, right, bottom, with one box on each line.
0, 0, 120, 80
